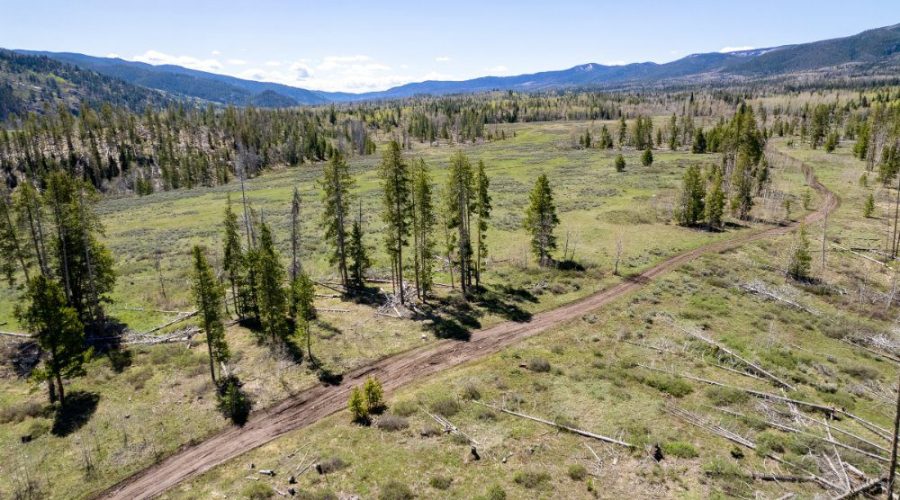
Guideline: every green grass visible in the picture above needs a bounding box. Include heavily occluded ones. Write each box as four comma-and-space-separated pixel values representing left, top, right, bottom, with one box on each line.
1, 122, 878, 499
157, 139, 898, 499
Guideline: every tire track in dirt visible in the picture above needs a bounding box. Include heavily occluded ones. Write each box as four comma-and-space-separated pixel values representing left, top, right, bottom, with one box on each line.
99, 154, 838, 500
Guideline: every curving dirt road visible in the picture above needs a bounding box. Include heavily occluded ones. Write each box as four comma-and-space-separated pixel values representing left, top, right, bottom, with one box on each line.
99, 155, 838, 500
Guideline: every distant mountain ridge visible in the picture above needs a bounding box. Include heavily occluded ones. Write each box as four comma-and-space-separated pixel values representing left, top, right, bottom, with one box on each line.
10, 23, 900, 108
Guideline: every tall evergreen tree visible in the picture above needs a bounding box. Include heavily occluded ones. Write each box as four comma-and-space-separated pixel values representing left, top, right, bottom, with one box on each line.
0, 185, 30, 285
445, 151, 475, 295
473, 159, 492, 287
524, 174, 560, 266
290, 271, 317, 363
675, 165, 706, 226
378, 140, 413, 303
191, 246, 230, 385
347, 204, 370, 291
254, 223, 289, 345
43, 172, 115, 323
705, 169, 726, 229
222, 194, 244, 316
320, 152, 354, 290
411, 158, 436, 301
788, 225, 812, 280
731, 152, 755, 220
290, 186, 303, 282
16, 275, 86, 406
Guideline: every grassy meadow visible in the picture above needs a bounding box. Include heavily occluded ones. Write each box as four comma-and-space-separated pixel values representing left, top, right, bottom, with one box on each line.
165, 139, 900, 499
0, 120, 837, 499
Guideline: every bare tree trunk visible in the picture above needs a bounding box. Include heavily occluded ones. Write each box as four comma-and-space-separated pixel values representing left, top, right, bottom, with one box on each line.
888, 372, 900, 499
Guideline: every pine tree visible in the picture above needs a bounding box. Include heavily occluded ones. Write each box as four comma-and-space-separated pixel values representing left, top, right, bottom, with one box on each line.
598, 124, 613, 149
349, 386, 368, 424
222, 194, 244, 316
43, 172, 115, 323
411, 159, 435, 301
705, 169, 726, 229
290, 271, 317, 363
445, 151, 475, 295
524, 174, 560, 266
788, 225, 812, 280
641, 147, 653, 166
191, 246, 229, 385
347, 205, 370, 291
691, 129, 707, 153
675, 165, 706, 226
614, 154, 626, 172
290, 186, 303, 282
378, 140, 413, 303
668, 113, 679, 150
363, 377, 385, 413
864, 193, 876, 218
617, 116, 627, 148
0, 185, 30, 286
731, 152, 755, 220
254, 222, 289, 345
16, 275, 86, 406
320, 153, 354, 290
473, 159, 491, 288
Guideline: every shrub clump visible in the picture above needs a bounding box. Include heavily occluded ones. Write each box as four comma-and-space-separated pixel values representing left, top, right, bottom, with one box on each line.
391, 400, 418, 417
705, 386, 748, 406
379, 481, 414, 500
429, 397, 460, 417
641, 374, 693, 398
527, 358, 551, 373
513, 470, 551, 489
349, 377, 386, 424
375, 414, 409, 432
567, 464, 587, 480
429, 475, 452, 490
242, 481, 275, 499
316, 456, 347, 474
0, 401, 48, 424
662, 441, 699, 458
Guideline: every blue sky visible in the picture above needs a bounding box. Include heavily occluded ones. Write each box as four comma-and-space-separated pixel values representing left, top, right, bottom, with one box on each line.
1, 1, 897, 92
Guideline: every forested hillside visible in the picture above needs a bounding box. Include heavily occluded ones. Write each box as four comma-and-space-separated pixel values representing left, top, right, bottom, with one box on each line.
0, 49, 172, 121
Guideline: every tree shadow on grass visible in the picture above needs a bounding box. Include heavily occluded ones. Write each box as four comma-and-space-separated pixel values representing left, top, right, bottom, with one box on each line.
52, 391, 100, 437
419, 294, 482, 341
472, 285, 534, 323
87, 317, 133, 373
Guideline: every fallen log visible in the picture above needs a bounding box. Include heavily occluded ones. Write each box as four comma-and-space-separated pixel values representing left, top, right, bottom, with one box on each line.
638, 364, 892, 441
832, 476, 885, 500
672, 321, 795, 390
475, 401, 633, 448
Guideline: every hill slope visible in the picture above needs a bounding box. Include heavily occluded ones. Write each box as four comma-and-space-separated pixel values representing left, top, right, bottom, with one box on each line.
0, 49, 172, 120
11, 23, 900, 107
17, 51, 327, 107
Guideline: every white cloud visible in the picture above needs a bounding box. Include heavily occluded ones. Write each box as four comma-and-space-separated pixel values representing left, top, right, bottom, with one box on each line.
106, 53, 121, 59
485, 65, 509, 74
227, 59, 248, 66
264, 60, 282, 67
211, 50, 221, 56
719, 46, 755, 53
435, 56, 451, 62
132, 50, 223, 72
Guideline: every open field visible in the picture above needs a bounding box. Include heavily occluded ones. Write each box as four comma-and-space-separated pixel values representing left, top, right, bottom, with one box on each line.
157, 141, 900, 499
0, 118, 822, 499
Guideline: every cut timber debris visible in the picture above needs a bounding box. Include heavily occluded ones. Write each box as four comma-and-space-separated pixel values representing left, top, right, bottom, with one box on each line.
666, 317, 795, 390
422, 407, 479, 445
831, 476, 885, 500
475, 401, 633, 448
638, 364, 892, 442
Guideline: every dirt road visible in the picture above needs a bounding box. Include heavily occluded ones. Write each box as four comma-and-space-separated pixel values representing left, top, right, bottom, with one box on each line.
99, 157, 838, 499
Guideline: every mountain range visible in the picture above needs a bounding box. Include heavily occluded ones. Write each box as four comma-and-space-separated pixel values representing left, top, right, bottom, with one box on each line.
6, 22, 900, 112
